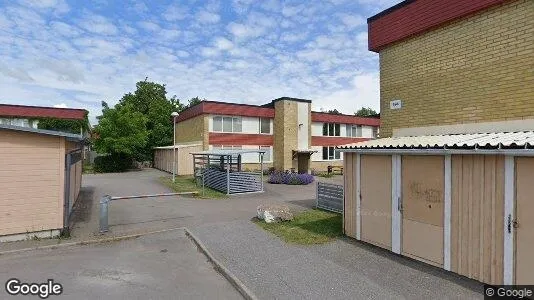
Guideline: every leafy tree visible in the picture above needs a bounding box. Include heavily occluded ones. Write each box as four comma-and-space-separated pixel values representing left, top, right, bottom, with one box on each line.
93, 102, 148, 159
185, 96, 203, 108
38, 112, 90, 134
115, 79, 183, 160
354, 107, 378, 117
326, 109, 342, 114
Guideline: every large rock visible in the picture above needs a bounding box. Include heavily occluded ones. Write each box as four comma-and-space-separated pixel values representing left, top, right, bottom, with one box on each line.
257, 205, 293, 223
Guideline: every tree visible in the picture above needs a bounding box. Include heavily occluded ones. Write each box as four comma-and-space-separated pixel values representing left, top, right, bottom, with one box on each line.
115, 80, 183, 161
185, 96, 203, 108
354, 107, 378, 117
38, 112, 90, 134
93, 102, 148, 158
326, 109, 342, 114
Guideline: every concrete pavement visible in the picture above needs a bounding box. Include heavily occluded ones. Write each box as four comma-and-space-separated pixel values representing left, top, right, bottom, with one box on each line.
190, 220, 483, 300
0, 229, 242, 300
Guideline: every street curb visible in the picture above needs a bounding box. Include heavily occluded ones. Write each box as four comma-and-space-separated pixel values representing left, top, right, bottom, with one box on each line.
184, 228, 259, 300
0, 227, 185, 256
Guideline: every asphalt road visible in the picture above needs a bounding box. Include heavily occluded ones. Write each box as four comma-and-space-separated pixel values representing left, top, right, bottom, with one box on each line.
0, 230, 242, 300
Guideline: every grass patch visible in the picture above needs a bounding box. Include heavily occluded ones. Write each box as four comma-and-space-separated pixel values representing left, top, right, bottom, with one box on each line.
83, 163, 95, 174
159, 175, 227, 199
314, 172, 334, 178
254, 209, 342, 245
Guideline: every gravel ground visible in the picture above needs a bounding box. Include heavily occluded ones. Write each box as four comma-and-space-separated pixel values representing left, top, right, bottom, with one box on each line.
190, 219, 483, 300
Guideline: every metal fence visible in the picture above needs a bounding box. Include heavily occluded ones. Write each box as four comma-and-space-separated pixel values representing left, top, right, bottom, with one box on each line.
201, 168, 263, 195
64, 149, 82, 230
99, 192, 197, 233
316, 182, 344, 214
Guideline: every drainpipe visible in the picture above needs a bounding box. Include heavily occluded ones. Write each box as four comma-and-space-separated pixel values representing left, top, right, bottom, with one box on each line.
62, 152, 72, 235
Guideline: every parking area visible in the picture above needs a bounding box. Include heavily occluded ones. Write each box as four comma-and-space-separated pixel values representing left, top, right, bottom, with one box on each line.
0, 229, 241, 300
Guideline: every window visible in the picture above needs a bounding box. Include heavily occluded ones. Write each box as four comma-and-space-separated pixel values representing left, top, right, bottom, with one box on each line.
347, 125, 362, 137
222, 117, 233, 132
259, 118, 271, 134
372, 127, 379, 138
213, 116, 222, 131
232, 117, 242, 132
322, 123, 340, 136
322, 146, 340, 160
259, 146, 271, 162
213, 116, 242, 133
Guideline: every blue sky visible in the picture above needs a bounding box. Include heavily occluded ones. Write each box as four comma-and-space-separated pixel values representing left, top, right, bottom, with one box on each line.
0, 0, 401, 124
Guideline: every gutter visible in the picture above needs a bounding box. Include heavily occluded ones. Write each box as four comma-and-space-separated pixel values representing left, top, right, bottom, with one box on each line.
336, 148, 534, 156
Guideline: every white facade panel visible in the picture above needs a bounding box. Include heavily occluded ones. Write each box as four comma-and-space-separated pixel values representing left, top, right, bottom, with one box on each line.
361, 126, 374, 138
312, 122, 323, 136
242, 116, 259, 134
311, 146, 322, 161
340, 124, 347, 137
297, 102, 309, 150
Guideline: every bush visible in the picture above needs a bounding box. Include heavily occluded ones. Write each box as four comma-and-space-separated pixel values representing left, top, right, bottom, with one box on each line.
268, 171, 315, 185
263, 167, 276, 175
94, 153, 134, 173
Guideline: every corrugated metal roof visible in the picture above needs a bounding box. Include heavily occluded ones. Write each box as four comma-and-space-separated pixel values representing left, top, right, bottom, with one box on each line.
0, 124, 83, 141
338, 132, 534, 150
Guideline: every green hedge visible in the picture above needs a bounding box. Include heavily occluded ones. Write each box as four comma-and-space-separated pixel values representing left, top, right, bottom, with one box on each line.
94, 153, 133, 173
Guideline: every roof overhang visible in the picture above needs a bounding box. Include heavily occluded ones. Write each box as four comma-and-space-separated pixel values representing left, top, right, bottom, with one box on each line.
292, 149, 318, 159
367, 0, 510, 52
337, 131, 534, 155
0, 124, 83, 142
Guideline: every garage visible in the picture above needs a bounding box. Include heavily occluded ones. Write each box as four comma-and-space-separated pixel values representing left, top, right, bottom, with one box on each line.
339, 132, 534, 285
0, 124, 83, 242
153, 143, 203, 176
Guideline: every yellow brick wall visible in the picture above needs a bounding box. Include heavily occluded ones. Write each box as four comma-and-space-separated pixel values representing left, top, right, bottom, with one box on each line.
273, 101, 298, 170
174, 115, 209, 150
379, 0, 534, 137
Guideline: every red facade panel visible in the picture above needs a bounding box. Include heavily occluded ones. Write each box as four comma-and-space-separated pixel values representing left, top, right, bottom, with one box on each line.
175, 101, 274, 122
312, 136, 371, 146
209, 133, 274, 146
368, 0, 511, 52
0, 104, 87, 120
311, 112, 380, 126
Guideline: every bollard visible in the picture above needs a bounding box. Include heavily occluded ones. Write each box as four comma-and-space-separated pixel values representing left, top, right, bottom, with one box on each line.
99, 195, 111, 233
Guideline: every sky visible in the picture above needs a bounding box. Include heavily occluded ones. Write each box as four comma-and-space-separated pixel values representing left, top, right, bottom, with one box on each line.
0, 0, 402, 125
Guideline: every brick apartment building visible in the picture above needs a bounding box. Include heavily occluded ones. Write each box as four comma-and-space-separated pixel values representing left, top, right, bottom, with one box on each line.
173, 97, 379, 172
374, 0, 533, 137
340, 0, 534, 286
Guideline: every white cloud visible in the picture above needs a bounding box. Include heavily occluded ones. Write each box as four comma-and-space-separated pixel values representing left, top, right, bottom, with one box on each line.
79, 14, 118, 35
197, 11, 220, 24
159, 29, 181, 41
281, 4, 305, 17
316, 73, 380, 114
19, 0, 69, 14
0, 0, 387, 126
162, 3, 188, 21
280, 31, 308, 43
49, 21, 81, 37
201, 47, 219, 57
53, 103, 68, 108
340, 14, 366, 28
131, 1, 148, 14
214, 37, 233, 50
138, 21, 160, 31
